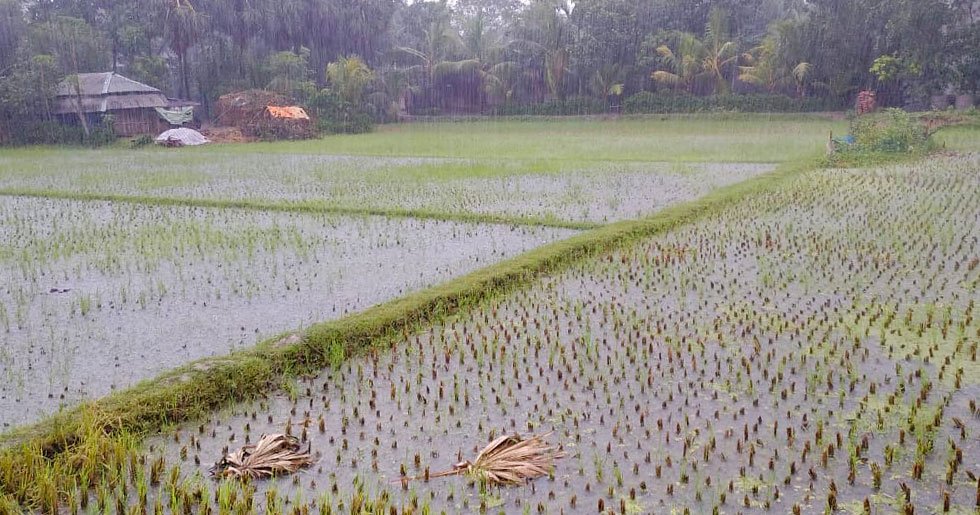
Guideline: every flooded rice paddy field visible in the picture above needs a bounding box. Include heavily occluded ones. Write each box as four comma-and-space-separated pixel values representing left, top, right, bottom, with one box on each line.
0, 151, 774, 224
0, 197, 575, 428
135, 155, 980, 514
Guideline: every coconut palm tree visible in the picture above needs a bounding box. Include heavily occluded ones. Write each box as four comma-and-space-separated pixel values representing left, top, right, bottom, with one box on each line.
156, 0, 205, 98
701, 7, 738, 95
392, 11, 462, 109
739, 30, 811, 96
590, 63, 625, 100
739, 41, 811, 95
327, 55, 374, 105
433, 12, 518, 108
651, 8, 738, 95
512, 0, 576, 102
651, 32, 707, 94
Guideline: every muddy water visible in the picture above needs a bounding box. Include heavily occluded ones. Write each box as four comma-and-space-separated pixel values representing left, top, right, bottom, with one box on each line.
145, 156, 980, 513
0, 198, 577, 428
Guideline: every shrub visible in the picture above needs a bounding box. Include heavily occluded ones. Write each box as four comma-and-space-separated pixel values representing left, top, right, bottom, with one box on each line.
622, 92, 828, 114
489, 96, 608, 116
828, 108, 933, 166
2, 119, 116, 147
130, 134, 155, 148
849, 109, 929, 153
308, 90, 375, 135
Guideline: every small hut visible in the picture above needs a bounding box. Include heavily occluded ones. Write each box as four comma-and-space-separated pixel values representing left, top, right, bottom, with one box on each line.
53, 73, 196, 137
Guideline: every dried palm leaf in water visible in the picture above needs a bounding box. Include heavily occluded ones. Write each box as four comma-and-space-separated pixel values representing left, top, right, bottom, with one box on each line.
211, 433, 313, 480
410, 433, 564, 487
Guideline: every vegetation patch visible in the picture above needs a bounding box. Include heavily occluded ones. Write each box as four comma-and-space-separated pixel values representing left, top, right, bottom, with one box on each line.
827, 109, 936, 167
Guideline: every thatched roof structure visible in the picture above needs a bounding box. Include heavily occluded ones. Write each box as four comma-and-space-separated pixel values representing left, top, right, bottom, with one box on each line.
53, 72, 169, 115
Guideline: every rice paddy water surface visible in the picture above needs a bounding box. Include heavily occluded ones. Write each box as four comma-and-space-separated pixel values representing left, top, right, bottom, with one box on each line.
3, 116, 979, 515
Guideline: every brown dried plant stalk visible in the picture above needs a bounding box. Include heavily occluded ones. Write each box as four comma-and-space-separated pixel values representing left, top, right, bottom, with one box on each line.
211, 434, 313, 479
408, 433, 564, 486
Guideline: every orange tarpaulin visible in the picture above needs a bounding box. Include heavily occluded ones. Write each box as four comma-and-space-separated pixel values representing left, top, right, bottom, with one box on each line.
265, 105, 310, 120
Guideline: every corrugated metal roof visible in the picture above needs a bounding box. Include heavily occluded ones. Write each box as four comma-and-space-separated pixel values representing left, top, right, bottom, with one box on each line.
53, 72, 170, 114
55, 72, 161, 97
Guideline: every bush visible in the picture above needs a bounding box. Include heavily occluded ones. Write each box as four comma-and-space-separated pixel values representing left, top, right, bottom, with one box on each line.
827, 108, 932, 166
308, 90, 375, 135
490, 96, 608, 116
130, 134, 155, 148
849, 109, 930, 153
1, 119, 115, 147
622, 92, 828, 114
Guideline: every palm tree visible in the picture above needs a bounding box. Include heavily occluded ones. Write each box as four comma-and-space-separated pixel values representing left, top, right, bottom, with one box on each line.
513, 0, 576, 102
701, 8, 739, 95
651, 32, 706, 94
326, 55, 374, 105
392, 12, 461, 109
738, 30, 811, 96
157, 0, 205, 98
433, 13, 518, 108
651, 8, 738, 95
590, 63, 625, 100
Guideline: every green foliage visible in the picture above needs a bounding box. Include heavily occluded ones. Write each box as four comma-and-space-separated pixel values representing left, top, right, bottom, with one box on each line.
326, 56, 375, 105
308, 90, 375, 135
0, 0, 25, 72
24, 16, 109, 74
850, 109, 929, 153
949, 23, 980, 94
828, 108, 933, 166
0, 0, 975, 138
870, 55, 921, 85
127, 55, 170, 90
266, 48, 316, 103
623, 92, 827, 114
489, 97, 608, 116
130, 135, 154, 148
1, 117, 115, 147
738, 23, 812, 97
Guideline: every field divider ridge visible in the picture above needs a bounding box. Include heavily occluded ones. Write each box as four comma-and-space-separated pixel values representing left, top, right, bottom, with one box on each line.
0, 188, 602, 231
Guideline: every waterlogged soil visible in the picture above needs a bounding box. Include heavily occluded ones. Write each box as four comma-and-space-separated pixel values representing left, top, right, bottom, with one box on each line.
0, 197, 576, 428
141, 155, 980, 514
0, 151, 774, 223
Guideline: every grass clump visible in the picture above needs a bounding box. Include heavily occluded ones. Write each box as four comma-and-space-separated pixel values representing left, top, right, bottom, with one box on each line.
828, 109, 934, 167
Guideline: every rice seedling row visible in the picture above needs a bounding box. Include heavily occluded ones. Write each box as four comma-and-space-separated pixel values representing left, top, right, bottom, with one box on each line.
0, 197, 575, 428
129, 154, 980, 514
0, 150, 775, 226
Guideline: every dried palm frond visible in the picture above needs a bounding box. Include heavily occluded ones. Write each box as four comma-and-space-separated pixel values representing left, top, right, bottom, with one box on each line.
211, 433, 313, 480
408, 433, 563, 487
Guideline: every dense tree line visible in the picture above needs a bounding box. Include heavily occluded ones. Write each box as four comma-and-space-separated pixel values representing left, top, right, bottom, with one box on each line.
0, 0, 977, 133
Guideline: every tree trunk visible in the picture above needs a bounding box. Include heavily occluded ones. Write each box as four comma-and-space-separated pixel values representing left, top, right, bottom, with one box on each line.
180, 51, 191, 99
70, 45, 90, 137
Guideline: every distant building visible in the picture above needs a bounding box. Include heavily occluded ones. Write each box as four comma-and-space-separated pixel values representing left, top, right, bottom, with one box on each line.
53, 72, 197, 137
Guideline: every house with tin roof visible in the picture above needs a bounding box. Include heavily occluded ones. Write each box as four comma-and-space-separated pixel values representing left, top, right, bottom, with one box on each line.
54, 72, 197, 137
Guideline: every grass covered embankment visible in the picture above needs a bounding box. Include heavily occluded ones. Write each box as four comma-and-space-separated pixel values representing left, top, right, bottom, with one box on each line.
0, 188, 601, 230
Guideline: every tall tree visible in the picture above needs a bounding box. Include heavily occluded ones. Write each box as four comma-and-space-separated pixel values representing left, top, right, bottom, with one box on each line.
0, 0, 26, 73
651, 31, 707, 93
157, 0, 205, 98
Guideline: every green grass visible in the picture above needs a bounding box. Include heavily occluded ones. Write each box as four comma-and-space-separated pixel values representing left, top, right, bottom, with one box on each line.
242, 114, 845, 163
935, 122, 980, 152
0, 115, 844, 228
0, 153, 822, 511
